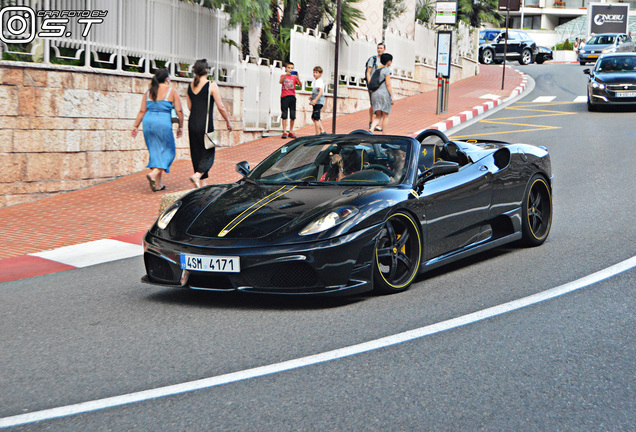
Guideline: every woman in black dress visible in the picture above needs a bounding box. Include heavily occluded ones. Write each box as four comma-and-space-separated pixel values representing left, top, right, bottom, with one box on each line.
186, 59, 233, 188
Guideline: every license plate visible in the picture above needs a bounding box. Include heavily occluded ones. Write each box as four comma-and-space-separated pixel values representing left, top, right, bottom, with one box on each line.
616, 91, 636, 98
588, 55, 598, 59
180, 254, 240, 272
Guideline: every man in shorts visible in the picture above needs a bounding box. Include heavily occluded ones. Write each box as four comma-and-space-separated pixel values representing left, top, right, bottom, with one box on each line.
365, 42, 386, 129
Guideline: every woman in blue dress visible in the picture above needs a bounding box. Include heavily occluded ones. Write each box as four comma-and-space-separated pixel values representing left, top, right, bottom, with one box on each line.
131, 68, 184, 192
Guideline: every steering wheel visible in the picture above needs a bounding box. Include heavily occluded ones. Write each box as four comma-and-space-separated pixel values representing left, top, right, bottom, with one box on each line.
415, 129, 450, 144
363, 164, 394, 177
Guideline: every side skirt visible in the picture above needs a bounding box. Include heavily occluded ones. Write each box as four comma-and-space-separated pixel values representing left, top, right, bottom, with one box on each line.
419, 232, 522, 274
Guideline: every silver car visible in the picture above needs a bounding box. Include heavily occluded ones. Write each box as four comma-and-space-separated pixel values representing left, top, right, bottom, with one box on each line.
578, 33, 634, 65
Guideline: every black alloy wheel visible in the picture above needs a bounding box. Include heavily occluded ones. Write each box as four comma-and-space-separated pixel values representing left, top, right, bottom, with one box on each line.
481, 49, 494, 65
521, 175, 552, 246
373, 212, 422, 294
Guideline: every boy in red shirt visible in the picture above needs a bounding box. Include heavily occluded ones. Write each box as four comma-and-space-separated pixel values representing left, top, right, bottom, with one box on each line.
279, 62, 302, 138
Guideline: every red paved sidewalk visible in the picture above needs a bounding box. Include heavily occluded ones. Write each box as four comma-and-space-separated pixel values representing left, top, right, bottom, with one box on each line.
0, 65, 525, 277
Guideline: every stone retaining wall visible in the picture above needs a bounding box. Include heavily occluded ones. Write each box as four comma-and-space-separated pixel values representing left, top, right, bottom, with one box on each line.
0, 57, 477, 208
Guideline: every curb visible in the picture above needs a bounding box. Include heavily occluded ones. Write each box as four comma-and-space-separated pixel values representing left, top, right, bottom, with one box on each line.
426, 67, 527, 133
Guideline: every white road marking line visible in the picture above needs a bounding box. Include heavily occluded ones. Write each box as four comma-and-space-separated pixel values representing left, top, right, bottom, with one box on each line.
30, 239, 143, 268
1, 256, 634, 429
532, 96, 556, 103
574, 96, 587, 103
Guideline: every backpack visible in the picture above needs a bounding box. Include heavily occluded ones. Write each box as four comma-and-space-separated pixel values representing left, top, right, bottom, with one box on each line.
365, 55, 377, 81
367, 69, 384, 91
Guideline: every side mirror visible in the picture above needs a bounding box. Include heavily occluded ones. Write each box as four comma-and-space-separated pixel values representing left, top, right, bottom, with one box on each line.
583, 68, 591, 75
235, 161, 250, 177
415, 161, 459, 190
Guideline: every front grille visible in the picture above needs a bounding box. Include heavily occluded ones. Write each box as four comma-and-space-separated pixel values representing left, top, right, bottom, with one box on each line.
242, 261, 321, 289
187, 272, 235, 290
607, 84, 636, 91
144, 253, 181, 284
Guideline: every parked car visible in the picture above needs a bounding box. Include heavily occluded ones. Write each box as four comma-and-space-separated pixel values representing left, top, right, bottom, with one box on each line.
479, 29, 538, 65
578, 33, 634, 65
142, 129, 553, 296
535, 46, 553, 64
584, 53, 636, 111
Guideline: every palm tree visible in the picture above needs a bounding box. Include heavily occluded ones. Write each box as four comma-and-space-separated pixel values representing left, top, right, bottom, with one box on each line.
458, 0, 503, 27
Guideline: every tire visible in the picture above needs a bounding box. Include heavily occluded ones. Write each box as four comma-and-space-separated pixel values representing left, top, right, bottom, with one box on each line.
520, 49, 532, 65
373, 212, 422, 294
587, 95, 597, 112
536, 58, 545, 64
580, 61, 586, 66
521, 175, 552, 246
481, 49, 494, 65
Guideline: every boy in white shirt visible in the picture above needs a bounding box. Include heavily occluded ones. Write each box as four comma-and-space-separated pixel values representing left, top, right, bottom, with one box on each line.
310, 66, 326, 135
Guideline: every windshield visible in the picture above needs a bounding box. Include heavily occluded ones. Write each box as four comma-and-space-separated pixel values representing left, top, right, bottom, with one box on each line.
596, 56, 636, 72
248, 135, 413, 186
588, 35, 616, 45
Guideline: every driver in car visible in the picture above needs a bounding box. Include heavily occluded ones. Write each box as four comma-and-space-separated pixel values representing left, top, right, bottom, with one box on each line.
385, 144, 407, 181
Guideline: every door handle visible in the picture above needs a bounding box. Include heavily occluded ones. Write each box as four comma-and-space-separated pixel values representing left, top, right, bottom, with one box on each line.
479, 165, 488, 171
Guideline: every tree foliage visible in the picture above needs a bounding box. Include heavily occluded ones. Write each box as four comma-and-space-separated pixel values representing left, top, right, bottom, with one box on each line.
195, 0, 272, 28
383, 0, 407, 30
415, 0, 436, 24
457, 0, 503, 28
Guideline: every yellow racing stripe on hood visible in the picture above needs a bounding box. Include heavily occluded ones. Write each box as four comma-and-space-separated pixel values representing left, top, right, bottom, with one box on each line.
218, 185, 297, 237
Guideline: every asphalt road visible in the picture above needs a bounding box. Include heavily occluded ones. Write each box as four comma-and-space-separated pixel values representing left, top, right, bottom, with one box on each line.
1, 63, 635, 431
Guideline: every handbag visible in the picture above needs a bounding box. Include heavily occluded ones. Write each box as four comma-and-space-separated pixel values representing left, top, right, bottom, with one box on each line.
203, 84, 231, 149
171, 107, 179, 124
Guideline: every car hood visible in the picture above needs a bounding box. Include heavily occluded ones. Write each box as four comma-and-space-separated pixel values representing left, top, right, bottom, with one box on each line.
593, 72, 636, 84
171, 182, 390, 241
581, 43, 613, 51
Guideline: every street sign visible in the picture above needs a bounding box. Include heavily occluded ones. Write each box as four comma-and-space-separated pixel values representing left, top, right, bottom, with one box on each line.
436, 31, 452, 79
435, 1, 457, 25
498, 0, 520, 11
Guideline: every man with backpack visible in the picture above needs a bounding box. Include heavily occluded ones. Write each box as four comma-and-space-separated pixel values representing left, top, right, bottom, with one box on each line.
369, 53, 394, 134
365, 42, 386, 130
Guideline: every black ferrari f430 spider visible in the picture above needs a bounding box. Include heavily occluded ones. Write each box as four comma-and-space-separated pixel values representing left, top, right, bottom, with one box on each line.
142, 129, 552, 296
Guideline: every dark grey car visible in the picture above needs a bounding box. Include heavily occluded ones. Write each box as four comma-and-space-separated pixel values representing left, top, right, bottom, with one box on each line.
584, 53, 636, 111
578, 33, 634, 65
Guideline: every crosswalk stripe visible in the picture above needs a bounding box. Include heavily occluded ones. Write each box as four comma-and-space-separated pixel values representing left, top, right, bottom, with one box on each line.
30, 239, 143, 268
532, 96, 557, 103
574, 96, 587, 103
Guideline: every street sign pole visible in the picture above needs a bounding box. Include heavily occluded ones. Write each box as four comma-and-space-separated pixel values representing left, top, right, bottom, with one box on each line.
331, 0, 341, 133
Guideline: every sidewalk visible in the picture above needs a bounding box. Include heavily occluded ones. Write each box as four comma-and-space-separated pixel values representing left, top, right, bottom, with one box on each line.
0, 65, 527, 283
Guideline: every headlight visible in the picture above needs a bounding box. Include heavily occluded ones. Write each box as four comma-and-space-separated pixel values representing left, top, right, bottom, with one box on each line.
157, 202, 181, 229
592, 82, 605, 90
300, 206, 359, 236
602, 47, 616, 53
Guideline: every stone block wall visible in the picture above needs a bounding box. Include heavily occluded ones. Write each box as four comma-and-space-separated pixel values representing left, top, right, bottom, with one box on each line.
0, 63, 240, 208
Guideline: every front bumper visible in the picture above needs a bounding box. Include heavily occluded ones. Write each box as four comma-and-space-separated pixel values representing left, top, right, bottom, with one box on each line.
142, 224, 381, 296
578, 52, 600, 63
589, 87, 636, 105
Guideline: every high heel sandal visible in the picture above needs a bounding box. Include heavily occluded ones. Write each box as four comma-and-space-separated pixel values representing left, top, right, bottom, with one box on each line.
146, 174, 157, 192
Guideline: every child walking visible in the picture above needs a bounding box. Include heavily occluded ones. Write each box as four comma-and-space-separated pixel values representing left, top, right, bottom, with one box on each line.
279, 62, 301, 138
310, 66, 326, 135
